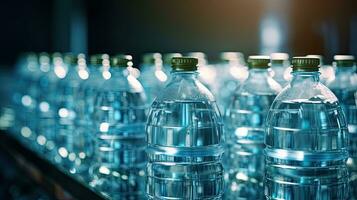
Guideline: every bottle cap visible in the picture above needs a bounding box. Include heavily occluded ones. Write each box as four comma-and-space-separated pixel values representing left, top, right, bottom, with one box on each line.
334, 55, 355, 67
187, 52, 207, 65
64, 53, 85, 65
111, 56, 130, 68
247, 55, 270, 68
171, 57, 198, 71
39, 52, 50, 63
52, 52, 62, 59
115, 54, 133, 67
115, 54, 132, 60
90, 54, 109, 65
291, 56, 320, 72
163, 53, 182, 65
142, 53, 162, 65
270, 53, 289, 65
220, 52, 244, 62
51, 52, 63, 64
306, 55, 323, 65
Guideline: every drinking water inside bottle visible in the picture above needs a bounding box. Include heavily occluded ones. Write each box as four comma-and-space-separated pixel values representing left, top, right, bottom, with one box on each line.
265, 99, 349, 199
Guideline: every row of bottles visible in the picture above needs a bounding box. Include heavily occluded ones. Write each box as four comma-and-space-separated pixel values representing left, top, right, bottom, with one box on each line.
5, 51, 357, 199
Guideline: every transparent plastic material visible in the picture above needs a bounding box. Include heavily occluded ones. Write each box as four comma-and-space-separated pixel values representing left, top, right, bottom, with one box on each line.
139, 58, 168, 103
215, 55, 248, 111
271, 61, 292, 87
12, 54, 41, 144
90, 66, 147, 199
146, 70, 224, 199
327, 65, 357, 199
265, 71, 349, 200
69, 62, 107, 176
224, 68, 281, 199
35, 54, 63, 153
54, 57, 88, 170
188, 52, 218, 92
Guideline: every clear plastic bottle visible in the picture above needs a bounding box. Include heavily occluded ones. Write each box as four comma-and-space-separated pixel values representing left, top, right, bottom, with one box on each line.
265, 57, 349, 200
12, 53, 40, 142
187, 52, 217, 91
146, 57, 224, 199
327, 55, 357, 199
215, 52, 248, 111
306, 55, 335, 84
115, 54, 141, 79
66, 54, 109, 176
54, 53, 89, 168
35, 53, 64, 153
270, 53, 292, 87
163, 53, 182, 75
224, 56, 281, 200
90, 55, 147, 199
139, 53, 168, 103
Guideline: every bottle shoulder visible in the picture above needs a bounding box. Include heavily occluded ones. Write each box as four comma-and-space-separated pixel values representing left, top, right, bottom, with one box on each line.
155, 76, 215, 103
139, 68, 168, 85
100, 73, 145, 94
327, 73, 357, 90
273, 82, 338, 105
236, 75, 282, 95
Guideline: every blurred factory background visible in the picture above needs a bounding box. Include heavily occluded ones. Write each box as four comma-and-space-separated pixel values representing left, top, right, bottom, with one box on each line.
0, 0, 356, 66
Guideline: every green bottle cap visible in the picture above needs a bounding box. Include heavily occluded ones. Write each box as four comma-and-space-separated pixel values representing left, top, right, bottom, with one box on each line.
115, 54, 132, 60
90, 54, 109, 65
143, 53, 162, 65
334, 55, 355, 67
171, 57, 198, 71
64, 53, 76, 65
306, 55, 323, 65
220, 52, 245, 62
111, 56, 130, 68
64, 53, 85, 65
187, 52, 207, 65
270, 53, 289, 65
51, 52, 63, 64
52, 52, 62, 59
247, 55, 270, 68
163, 53, 182, 65
39, 52, 50, 64
291, 56, 320, 72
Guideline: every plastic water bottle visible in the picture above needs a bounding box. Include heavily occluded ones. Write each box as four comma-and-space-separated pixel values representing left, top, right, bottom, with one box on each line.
224, 56, 281, 199
63, 54, 109, 176
12, 53, 40, 142
90, 55, 147, 199
35, 53, 64, 153
265, 57, 349, 199
215, 52, 248, 111
327, 55, 357, 199
146, 57, 224, 199
139, 53, 168, 103
114, 54, 141, 79
306, 55, 335, 84
270, 53, 292, 87
54, 53, 89, 168
163, 53, 182, 75
187, 52, 217, 91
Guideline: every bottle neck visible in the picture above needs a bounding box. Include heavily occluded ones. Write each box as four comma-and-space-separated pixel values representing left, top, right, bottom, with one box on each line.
171, 70, 198, 78
291, 71, 320, 85
248, 68, 271, 78
335, 66, 355, 75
